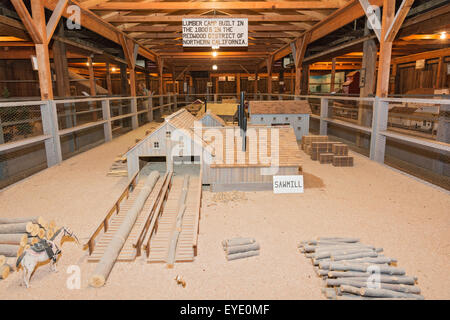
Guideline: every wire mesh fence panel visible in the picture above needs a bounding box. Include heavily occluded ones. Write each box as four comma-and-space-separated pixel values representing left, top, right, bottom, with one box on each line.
0, 142, 47, 189
136, 97, 149, 112
138, 113, 149, 127
56, 100, 103, 130
60, 125, 105, 160
110, 99, 132, 118
0, 104, 43, 144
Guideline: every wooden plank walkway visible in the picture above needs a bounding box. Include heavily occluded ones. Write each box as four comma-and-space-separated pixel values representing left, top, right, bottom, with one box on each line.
147, 175, 201, 264
87, 176, 164, 262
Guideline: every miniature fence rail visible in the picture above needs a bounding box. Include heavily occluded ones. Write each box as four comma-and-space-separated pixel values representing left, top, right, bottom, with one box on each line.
84, 171, 139, 255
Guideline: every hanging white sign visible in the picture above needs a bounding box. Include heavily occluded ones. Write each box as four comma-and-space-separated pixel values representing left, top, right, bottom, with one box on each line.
182, 18, 248, 47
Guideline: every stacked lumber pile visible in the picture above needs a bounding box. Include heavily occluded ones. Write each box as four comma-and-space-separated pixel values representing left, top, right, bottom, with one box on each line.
0, 216, 57, 280
302, 135, 354, 167
222, 237, 260, 261
298, 237, 423, 300
107, 156, 128, 177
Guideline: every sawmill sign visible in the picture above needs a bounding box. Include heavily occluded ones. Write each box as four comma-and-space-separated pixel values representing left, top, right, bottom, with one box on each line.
182, 18, 248, 47
273, 175, 304, 194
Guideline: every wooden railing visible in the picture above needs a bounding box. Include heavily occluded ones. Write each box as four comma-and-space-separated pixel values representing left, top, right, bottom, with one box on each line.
84, 171, 139, 254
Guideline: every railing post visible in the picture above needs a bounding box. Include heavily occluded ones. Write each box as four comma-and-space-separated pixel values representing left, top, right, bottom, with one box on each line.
131, 97, 138, 129
101, 99, 112, 142
320, 98, 329, 136
214, 94, 217, 103
148, 93, 153, 122
370, 97, 388, 163
174, 93, 178, 110
159, 95, 164, 114
41, 100, 62, 167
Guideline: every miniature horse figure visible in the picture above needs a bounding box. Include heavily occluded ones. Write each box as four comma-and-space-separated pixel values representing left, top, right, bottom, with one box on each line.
16, 227, 79, 288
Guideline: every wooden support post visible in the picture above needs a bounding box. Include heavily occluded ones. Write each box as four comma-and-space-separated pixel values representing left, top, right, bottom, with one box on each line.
34, 43, 53, 101
87, 56, 96, 96
294, 33, 311, 96
267, 56, 273, 96
52, 26, 70, 98
320, 98, 329, 135
87, 56, 98, 121
436, 56, 445, 89
105, 62, 113, 95
215, 76, 219, 96
330, 58, 336, 93
370, 0, 396, 163
254, 68, 259, 96
148, 92, 154, 122
158, 56, 164, 95
101, 100, 112, 142
301, 64, 310, 95
357, 23, 377, 147
120, 64, 128, 95
41, 100, 62, 166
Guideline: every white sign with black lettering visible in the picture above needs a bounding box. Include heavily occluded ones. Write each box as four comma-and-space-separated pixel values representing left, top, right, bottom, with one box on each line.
273, 175, 304, 194
182, 18, 248, 47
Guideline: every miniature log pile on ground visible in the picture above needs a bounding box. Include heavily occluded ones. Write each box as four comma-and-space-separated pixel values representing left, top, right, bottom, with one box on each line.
0, 216, 57, 280
222, 237, 260, 261
298, 237, 424, 300
302, 135, 354, 167
107, 155, 128, 177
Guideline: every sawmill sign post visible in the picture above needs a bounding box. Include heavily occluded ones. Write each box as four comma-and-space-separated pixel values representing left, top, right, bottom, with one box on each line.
273, 175, 304, 194
182, 18, 248, 47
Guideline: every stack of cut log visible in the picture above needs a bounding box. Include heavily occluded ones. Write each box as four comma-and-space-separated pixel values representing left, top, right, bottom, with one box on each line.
298, 237, 423, 300
0, 216, 57, 280
222, 237, 260, 261
301, 135, 354, 167
107, 156, 128, 177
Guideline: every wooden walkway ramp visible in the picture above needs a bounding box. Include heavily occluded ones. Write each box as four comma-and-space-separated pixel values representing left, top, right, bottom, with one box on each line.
87, 175, 165, 262
147, 174, 201, 265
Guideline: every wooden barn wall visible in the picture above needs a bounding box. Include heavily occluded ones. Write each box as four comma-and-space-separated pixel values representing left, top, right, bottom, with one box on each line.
0, 60, 40, 98
398, 61, 438, 94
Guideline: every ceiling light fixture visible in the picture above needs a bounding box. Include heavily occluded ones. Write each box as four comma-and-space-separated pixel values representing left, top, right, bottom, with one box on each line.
212, 51, 218, 57
440, 31, 447, 40
212, 64, 218, 70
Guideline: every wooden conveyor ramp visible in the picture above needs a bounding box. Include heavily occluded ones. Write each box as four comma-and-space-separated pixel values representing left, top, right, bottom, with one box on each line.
147, 175, 201, 266
87, 171, 201, 266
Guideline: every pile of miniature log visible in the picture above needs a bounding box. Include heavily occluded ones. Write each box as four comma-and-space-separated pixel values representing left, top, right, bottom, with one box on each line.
222, 237, 260, 261
298, 237, 423, 300
0, 216, 57, 280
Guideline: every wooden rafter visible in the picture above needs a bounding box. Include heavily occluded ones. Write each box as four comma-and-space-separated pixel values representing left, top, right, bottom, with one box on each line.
88, 1, 348, 10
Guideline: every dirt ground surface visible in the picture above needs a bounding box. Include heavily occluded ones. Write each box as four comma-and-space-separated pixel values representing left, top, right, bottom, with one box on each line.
0, 122, 449, 300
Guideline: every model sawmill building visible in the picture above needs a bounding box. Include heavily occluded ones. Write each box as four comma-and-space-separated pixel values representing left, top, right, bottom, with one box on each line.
125, 109, 303, 191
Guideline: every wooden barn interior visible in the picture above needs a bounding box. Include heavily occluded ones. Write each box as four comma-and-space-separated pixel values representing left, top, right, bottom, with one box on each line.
0, 0, 449, 301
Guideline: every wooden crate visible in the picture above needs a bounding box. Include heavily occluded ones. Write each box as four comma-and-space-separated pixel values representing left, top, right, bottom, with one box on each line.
332, 156, 354, 167
319, 153, 334, 164
332, 143, 349, 156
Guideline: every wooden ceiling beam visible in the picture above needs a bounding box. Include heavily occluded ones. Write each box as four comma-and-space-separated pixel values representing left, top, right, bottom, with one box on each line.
124, 25, 310, 33
89, 1, 348, 11
107, 14, 320, 23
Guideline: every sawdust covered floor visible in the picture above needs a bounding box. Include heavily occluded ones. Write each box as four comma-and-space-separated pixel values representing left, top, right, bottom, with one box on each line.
0, 135, 449, 299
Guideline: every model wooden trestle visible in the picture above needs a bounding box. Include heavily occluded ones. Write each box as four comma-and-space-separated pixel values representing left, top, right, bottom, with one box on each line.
86, 170, 202, 273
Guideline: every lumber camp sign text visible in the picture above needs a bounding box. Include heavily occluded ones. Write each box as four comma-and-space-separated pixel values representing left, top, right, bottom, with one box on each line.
182, 18, 248, 48
273, 175, 304, 194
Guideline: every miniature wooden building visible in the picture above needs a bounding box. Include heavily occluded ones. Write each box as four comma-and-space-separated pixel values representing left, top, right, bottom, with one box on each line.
342, 71, 360, 95
125, 109, 303, 191
249, 100, 312, 140
198, 110, 227, 127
